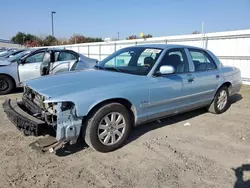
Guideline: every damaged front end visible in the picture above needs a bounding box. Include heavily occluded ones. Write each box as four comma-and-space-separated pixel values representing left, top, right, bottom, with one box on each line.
3, 86, 83, 150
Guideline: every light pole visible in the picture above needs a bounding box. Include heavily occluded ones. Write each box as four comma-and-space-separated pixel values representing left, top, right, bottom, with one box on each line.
22, 36, 25, 45
117, 32, 119, 40
51, 11, 56, 37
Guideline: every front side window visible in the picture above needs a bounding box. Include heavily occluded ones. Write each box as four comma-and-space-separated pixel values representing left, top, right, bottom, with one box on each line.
97, 47, 163, 75
155, 48, 189, 73
189, 49, 217, 71
25, 52, 45, 63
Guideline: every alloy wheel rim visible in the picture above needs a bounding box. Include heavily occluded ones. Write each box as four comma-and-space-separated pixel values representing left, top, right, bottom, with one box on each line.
98, 112, 126, 146
217, 90, 227, 110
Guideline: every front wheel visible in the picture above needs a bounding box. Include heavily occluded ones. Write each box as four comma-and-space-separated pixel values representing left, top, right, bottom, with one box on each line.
84, 103, 131, 152
208, 86, 229, 114
0, 75, 15, 95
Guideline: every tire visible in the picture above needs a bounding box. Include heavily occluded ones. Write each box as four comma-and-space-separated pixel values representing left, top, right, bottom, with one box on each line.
0, 75, 15, 95
208, 86, 229, 114
84, 102, 131, 152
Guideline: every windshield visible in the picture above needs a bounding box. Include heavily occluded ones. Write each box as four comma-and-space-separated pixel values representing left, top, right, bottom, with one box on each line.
96, 47, 163, 75
8, 50, 31, 62
0, 51, 11, 57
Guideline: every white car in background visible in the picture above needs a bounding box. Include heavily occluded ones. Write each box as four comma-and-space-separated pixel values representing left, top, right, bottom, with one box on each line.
0, 48, 97, 94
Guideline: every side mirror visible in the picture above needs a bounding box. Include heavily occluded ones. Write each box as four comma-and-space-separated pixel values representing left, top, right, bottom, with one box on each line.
155, 65, 174, 76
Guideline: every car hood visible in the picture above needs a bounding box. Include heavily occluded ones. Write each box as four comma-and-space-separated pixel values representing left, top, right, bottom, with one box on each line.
0, 59, 11, 66
25, 69, 147, 98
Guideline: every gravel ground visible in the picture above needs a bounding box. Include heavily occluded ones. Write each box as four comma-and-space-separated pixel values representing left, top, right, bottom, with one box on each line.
0, 86, 250, 188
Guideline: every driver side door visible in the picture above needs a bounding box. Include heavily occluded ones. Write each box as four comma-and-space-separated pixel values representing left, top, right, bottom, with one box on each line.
18, 51, 45, 83
147, 48, 192, 119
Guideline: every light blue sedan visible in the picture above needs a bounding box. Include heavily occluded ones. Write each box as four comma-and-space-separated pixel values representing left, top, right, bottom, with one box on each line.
3, 44, 242, 153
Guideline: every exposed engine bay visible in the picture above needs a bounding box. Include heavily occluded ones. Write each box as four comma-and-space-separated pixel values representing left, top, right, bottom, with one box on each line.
23, 86, 58, 127
15, 86, 83, 144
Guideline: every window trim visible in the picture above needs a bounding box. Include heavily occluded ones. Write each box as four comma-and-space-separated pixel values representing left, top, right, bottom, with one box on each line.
187, 48, 218, 72
153, 48, 191, 76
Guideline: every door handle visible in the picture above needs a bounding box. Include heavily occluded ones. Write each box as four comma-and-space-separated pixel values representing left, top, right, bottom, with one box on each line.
35, 66, 39, 69
216, 75, 220, 79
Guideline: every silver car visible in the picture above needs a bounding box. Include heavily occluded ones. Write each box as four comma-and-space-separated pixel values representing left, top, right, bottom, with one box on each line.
0, 48, 97, 94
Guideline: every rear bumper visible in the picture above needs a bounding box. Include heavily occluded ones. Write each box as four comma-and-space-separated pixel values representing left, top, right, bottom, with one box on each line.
2, 99, 47, 136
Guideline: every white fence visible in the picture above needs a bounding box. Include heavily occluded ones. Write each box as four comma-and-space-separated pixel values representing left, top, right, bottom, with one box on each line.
47, 29, 250, 85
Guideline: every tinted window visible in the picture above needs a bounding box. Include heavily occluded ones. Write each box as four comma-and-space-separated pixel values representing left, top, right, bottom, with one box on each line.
156, 49, 189, 73
57, 52, 77, 61
25, 52, 45, 63
189, 49, 217, 71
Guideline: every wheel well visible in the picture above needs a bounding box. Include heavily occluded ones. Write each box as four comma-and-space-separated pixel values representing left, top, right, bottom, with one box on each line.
219, 82, 232, 95
83, 98, 136, 126
0, 74, 16, 87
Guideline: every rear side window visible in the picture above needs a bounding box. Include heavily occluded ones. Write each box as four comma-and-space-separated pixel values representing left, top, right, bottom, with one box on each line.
57, 52, 77, 61
189, 49, 217, 71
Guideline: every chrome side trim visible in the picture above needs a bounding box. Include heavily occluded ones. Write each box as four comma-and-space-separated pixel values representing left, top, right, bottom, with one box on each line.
148, 89, 214, 108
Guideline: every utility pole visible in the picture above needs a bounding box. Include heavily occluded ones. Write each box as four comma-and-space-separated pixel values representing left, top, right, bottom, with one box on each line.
201, 21, 204, 34
117, 32, 120, 40
51, 11, 56, 37
201, 21, 205, 48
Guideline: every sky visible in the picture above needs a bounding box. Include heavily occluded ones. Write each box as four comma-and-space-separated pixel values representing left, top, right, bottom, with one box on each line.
1, 0, 250, 40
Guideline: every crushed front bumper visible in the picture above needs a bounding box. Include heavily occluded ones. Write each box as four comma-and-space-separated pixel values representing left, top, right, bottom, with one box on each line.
3, 99, 48, 136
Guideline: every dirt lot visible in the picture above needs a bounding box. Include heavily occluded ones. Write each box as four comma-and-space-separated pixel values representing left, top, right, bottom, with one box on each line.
0, 86, 250, 188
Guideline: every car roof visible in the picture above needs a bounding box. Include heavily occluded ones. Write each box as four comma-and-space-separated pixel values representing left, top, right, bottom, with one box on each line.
33, 47, 74, 52
132, 44, 205, 50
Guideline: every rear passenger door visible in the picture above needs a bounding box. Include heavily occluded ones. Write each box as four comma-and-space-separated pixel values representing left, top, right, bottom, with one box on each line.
50, 51, 78, 74
186, 48, 222, 107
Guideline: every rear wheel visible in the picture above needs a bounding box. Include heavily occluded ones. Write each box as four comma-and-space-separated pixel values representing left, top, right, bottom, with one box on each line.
208, 86, 229, 114
0, 75, 15, 95
84, 103, 131, 152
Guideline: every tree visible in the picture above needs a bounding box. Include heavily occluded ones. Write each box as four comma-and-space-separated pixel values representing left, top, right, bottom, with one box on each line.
68, 35, 103, 44
11, 32, 103, 46
192, 31, 201, 34
86, 37, 103, 43
11, 32, 27, 44
69, 35, 87, 44
11, 32, 43, 46
126, 34, 153, 40
126, 35, 138, 40
43, 35, 58, 46
25, 40, 40, 47
142, 34, 153, 39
